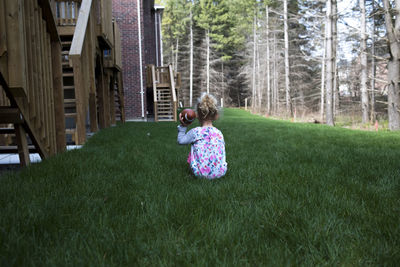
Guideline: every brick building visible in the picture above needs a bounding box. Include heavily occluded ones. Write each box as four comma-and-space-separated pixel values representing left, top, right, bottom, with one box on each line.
112, 0, 164, 120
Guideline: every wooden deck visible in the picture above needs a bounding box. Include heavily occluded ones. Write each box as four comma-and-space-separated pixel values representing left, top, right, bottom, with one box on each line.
0, 0, 125, 165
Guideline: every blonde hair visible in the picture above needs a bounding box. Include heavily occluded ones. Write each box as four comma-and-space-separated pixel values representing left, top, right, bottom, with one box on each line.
197, 93, 218, 121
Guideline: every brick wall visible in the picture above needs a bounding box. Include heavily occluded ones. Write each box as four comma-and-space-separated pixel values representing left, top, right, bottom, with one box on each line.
112, 0, 158, 119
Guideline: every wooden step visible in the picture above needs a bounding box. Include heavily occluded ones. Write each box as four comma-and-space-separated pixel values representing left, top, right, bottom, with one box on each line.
62, 73, 74, 77
65, 129, 76, 134
61, 41, 72, 46
0, 145, 37, 154
156, 83, 170, 88
63, 86, 75, 90
64, 99, 76, 104
65, 113, 77, 118
0, 107, 23, 124
0, 128, 15, 134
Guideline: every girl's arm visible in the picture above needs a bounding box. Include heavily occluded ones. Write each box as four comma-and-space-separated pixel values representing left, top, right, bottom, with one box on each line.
177, 125, 195, 145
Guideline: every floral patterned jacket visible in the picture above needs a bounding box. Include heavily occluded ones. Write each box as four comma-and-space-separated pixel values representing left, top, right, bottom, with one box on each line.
177, 125, 227, 179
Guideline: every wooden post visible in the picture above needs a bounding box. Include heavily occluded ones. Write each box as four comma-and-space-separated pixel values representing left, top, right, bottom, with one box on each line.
151, 65, 158, 121
88, 30, 98, 132
51, 41, 66, 153
0, 0, 8, 82
97, 62, 106, 129
71, 56, 86, 145
110, 73, 116, 125
89, 92, 98, 132
14, 124, 30, 166
5, 0, 27, 97
118, 72, 125, 122
104, 72, 111, 127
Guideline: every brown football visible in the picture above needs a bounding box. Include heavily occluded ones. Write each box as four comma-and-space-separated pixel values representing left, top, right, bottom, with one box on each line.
181, 109, 196, 124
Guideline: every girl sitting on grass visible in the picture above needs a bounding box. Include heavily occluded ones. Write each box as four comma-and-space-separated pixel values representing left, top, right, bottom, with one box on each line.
177, 93, 227, 179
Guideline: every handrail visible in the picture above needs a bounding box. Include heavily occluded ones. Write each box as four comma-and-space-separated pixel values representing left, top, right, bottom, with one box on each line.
53, 0, 81, 26
151, 65, 158, 121
169, 65, 177, 103
69, 0, 92, 56
151, 65, 157, 103
168, 65, 177, 121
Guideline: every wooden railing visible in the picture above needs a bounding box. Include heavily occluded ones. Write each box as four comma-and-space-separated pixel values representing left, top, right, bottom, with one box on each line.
104, 21, 122, 71
151, 65, 158, 121
96, 0, 113, 48
54, 0, 82, 26
0, 0, 66, 158
168, 65, 178, 121
69, 0, 96, 144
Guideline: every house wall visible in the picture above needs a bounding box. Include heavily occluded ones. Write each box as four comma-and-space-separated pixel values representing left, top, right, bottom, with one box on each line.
112, 0, 162, 119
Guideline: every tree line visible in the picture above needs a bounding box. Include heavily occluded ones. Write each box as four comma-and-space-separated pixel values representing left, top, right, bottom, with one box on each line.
162, 0, 400, 130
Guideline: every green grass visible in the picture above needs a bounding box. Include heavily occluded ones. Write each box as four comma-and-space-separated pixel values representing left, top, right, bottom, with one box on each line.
1, 108, 399, 266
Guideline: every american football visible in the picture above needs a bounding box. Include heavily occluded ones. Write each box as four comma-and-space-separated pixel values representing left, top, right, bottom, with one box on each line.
181, 109, 196, 124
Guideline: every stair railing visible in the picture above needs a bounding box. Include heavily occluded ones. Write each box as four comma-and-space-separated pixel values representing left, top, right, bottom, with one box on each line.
168, 65, 177, 121
69, 0, 95, 144
54, 0, 82, 26
151, 65, 158, 121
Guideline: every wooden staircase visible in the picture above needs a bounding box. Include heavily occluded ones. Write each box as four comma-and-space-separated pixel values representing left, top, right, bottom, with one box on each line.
54, 0, 125, 144
113, 78, 125, 123
61, 37, 79, 142
148, 65, 179, 122
156, 88, 174, 121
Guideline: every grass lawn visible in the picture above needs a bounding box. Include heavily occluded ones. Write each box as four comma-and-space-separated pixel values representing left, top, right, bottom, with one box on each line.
0, 108, 399, 266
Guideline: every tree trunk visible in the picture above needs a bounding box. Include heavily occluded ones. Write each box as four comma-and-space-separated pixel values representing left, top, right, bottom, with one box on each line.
321, 21, 327, 122
383, 0, 400, 130
257, 40, 262, 113
332, 0, 339, 116
388, 60, 400, 130
266, 5, 271, 115
175, 38, 179, 72
221, 62, 224, 105
206, 29, 210, 94
370, 0, 376, 122
326, 0, 335, 126
252, 11, 257, 111
273, 31, 279, 114
189, 7, 194, 107
360, 0, 369, 123
284, 0, 292, 116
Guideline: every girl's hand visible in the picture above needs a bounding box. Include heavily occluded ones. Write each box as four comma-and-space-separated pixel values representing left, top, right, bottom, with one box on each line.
179, 112, 189, 127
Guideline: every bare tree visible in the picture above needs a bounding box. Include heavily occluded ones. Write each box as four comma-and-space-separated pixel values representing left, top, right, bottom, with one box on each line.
189, 6, 194, 107
332, 0, 339, 116
383, 0, 400, 130
326, 0, 335, 126
321, 22, 327, 122
252, 10, 257, 110
360, 0, 369, 123
266, 5, 271, 115
206, 29, 210, 94
370, 0, 376, 122
284, 0, 292, 116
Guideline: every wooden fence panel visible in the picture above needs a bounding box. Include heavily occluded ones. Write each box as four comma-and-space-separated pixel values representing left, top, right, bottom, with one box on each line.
0, 0, 65, 157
